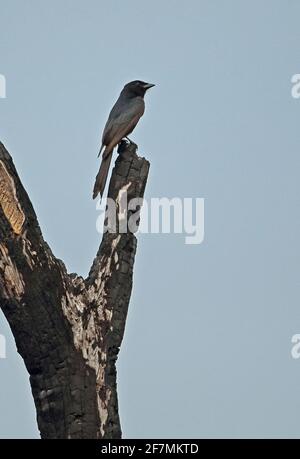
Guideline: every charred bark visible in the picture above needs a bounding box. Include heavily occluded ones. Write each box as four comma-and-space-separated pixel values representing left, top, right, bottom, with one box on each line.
0, 140, 149, 439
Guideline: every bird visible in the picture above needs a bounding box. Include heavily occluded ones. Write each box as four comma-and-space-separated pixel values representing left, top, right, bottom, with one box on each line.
93, 80, 155, 200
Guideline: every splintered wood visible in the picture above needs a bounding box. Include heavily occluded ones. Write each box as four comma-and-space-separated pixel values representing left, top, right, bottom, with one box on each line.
0, 160, 25, 234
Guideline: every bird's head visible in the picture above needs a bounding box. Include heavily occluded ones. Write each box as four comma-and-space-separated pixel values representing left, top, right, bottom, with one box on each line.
122, 80, 155, 98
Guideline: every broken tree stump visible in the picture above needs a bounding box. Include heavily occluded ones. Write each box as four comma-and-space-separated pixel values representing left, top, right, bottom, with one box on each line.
0, 140, 149, 439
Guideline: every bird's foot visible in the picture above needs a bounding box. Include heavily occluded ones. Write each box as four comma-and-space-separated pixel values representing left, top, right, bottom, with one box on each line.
117, 139, 128, 154
117, 138, 138, 154
125, 136, 137, 148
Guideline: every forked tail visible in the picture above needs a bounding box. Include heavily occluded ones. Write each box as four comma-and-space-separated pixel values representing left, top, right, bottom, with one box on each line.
92, 147, 113, 200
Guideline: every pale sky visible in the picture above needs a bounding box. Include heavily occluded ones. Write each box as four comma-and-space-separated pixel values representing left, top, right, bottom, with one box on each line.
1, 0, 300, 438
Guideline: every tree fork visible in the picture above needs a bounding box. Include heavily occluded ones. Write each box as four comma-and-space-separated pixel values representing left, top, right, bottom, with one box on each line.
0, 140, 149, 439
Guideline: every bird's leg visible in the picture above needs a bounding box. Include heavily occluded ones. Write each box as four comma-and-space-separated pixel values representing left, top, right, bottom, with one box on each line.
117, 140, 128, 154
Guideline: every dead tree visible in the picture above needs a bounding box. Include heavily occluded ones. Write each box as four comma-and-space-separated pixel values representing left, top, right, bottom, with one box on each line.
0, 140, 149, 439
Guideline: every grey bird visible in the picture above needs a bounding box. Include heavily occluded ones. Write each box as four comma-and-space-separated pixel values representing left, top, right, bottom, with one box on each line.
93, 80, 155, 200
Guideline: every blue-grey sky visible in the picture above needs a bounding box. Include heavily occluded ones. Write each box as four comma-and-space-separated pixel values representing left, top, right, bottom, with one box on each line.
1, 0, 300, 438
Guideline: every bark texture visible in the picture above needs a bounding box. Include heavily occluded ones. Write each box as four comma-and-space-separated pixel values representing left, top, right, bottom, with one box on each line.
0, 140, 149, 439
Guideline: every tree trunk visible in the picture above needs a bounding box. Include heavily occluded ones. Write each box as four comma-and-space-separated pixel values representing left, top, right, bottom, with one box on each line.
0, 140, 149, 439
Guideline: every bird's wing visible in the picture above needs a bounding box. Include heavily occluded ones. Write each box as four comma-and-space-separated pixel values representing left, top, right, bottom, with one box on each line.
102, 98, 145, 147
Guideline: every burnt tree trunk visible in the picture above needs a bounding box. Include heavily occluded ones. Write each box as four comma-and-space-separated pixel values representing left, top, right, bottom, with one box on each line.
0, 140, 149, 439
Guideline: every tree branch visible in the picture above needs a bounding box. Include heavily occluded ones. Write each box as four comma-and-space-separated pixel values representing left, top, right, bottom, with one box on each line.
0, 140, 149, 438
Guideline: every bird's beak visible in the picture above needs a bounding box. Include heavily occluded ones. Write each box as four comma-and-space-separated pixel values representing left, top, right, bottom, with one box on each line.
143, 83, 155, 90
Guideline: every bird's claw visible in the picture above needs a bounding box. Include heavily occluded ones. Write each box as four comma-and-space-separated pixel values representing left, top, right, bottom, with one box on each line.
125, 136, 137, 147
118, 138, 138, 154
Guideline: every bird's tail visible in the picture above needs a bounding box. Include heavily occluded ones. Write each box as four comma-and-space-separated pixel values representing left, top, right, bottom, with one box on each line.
93, 147, 113, 200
